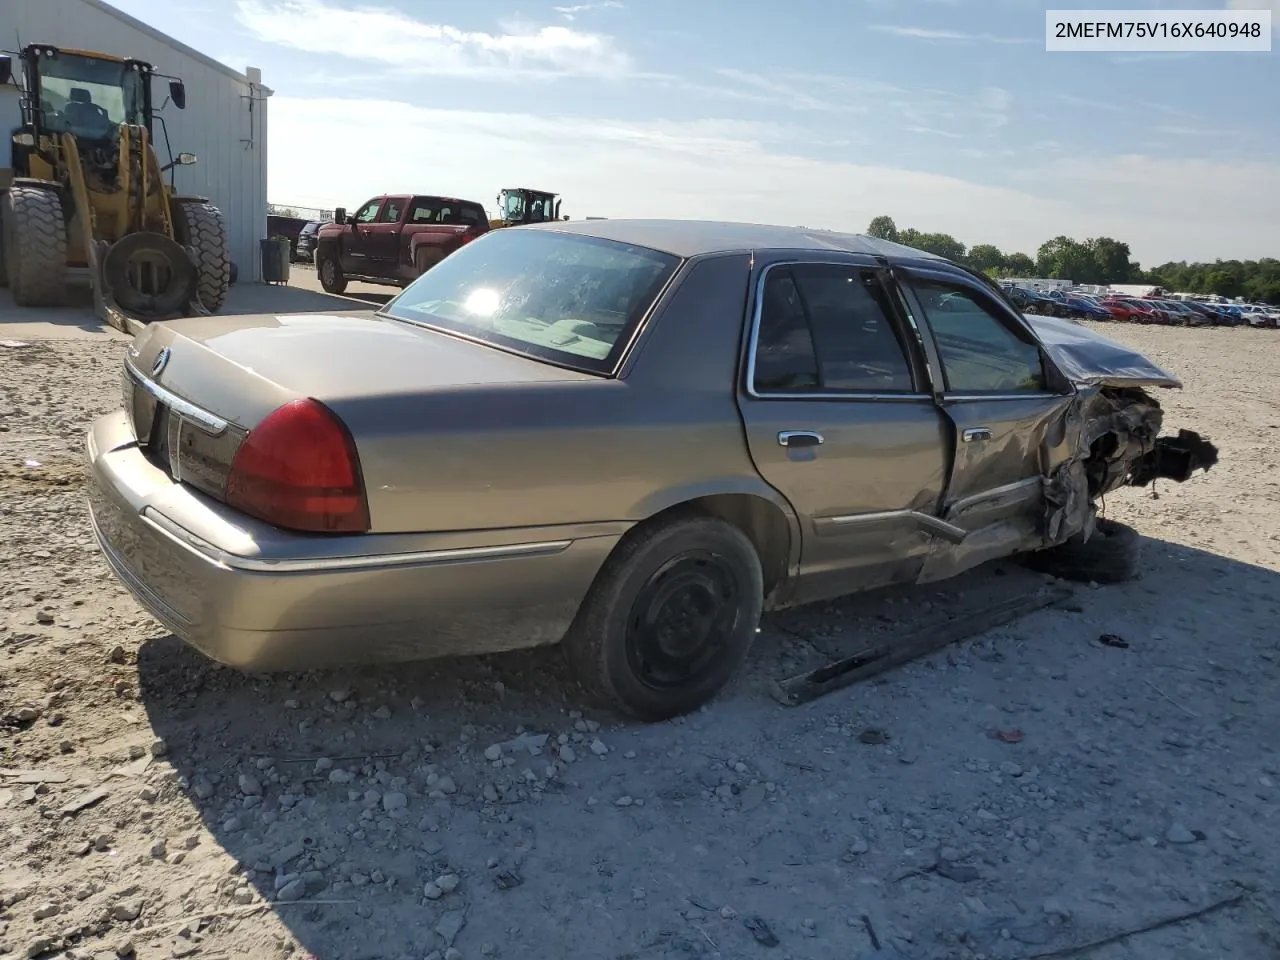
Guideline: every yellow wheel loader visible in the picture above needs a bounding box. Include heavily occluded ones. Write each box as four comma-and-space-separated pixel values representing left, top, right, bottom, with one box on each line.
489, 187, 564, 229
0, 44, 229, 328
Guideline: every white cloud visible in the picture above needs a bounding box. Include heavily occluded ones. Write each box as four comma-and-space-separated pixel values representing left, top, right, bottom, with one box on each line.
1056, 93, 1125, 113
267, 96, 1279, 263
868, 25, 1035, 44
234, 0, 633, 78
975, 86, 1013, 128
907, 126, 964, 138
1015, 153, 1280, 261
703, 69, 856, 112
553, 1, 623, 20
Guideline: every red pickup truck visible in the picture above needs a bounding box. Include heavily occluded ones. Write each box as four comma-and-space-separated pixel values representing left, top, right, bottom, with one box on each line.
314, 194, 489, 294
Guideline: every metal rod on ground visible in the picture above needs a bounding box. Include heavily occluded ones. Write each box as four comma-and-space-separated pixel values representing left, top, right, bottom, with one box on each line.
770, 586, 1075, 707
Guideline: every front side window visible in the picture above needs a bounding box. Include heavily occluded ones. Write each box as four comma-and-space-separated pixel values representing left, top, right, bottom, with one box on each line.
753, 264, 916, 394
384, 229, 680, 373
353, 200, 381, 223
913, 280, 1046, 394
37, 53, 146, 138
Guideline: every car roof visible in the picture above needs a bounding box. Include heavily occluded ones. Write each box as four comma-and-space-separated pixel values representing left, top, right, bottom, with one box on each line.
382, 195, 483, 205
520, 218, 950, 262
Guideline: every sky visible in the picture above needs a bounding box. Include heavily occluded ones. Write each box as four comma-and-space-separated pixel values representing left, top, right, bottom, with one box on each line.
109, 0, 1279, 267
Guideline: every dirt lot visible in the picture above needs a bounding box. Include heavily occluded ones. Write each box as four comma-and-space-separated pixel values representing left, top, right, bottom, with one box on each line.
1, 321, 1278, 960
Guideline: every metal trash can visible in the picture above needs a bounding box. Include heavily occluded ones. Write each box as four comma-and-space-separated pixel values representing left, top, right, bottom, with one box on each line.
260, 237, 290, 284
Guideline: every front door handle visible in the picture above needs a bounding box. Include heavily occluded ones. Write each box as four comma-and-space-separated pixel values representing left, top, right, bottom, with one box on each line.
962, 427, 993, 443
778, 430, 824, 448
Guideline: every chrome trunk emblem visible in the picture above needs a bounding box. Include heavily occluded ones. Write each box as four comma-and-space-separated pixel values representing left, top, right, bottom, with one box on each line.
152, 347, 171, 377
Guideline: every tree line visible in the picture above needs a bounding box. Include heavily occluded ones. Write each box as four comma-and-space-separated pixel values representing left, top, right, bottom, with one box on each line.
865, 215, 1280, 305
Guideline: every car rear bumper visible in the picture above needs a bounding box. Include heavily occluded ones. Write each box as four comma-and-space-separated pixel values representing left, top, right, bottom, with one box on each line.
86, 411, 618, 671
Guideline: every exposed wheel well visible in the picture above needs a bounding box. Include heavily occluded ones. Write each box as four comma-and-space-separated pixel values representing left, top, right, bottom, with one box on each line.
628, 494, 793, 599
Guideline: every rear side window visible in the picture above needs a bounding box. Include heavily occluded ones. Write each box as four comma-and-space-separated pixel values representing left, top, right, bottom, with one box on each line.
752, 264, 916, 394
378, 199, 405, 223
913, 280, 1046, 394
409, 200, 438, 223
408, 200, 485, 226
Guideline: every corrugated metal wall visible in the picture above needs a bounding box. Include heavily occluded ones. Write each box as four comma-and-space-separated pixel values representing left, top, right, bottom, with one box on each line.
0, 0, 269, 280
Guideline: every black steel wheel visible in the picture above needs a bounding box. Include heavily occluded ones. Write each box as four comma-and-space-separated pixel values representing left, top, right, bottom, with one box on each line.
624, 551, 744, 690
564, 515, 763, 720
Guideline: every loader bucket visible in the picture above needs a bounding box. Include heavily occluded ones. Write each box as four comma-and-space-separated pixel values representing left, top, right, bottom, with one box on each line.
100, 232, 198, 321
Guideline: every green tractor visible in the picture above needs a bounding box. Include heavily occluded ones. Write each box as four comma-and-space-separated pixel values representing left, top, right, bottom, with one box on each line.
489, 187, 563, 229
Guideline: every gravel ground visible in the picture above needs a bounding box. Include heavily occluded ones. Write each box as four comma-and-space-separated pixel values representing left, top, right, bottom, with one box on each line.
1, 322, 1278, 960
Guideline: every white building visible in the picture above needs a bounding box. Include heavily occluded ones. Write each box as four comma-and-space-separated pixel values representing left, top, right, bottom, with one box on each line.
1108, 284, 1163, 298
1, 0, 270, 279
1003, 277, 1073, 292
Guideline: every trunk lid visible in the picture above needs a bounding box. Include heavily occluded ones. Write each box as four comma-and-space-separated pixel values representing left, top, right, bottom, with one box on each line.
123, 310, 596, 508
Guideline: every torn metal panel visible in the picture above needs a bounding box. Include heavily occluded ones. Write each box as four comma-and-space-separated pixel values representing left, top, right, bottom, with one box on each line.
1038, 384, 1217, 550
1023, 314, 1182, 389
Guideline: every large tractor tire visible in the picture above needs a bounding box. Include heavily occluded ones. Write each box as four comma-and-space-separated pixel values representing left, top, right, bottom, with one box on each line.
0, 199, 7, 288
171, 199, 230, 313
2, 185, 67, 306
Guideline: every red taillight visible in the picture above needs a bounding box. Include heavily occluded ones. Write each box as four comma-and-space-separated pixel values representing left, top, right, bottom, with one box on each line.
225, 399, 370, 534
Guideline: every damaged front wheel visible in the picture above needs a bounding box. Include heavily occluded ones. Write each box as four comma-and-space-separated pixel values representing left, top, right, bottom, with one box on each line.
1022, 517, 1142, 585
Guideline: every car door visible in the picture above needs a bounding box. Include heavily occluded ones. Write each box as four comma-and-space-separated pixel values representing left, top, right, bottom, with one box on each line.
340, 198, 384, 273
736, 257, 953, 605
365, 196, 406, 275
896, 265, 1077, 581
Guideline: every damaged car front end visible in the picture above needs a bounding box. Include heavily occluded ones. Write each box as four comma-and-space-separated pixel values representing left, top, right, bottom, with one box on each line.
1024, 313, 1219, 547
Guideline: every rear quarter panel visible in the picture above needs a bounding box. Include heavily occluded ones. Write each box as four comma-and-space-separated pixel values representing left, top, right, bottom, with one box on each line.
336, 253, 785, 535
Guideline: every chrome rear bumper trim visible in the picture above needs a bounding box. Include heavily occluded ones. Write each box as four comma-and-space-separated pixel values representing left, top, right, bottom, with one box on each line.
125, 360, 229, 436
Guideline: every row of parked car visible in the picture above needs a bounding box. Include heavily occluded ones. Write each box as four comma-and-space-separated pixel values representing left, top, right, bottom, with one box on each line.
1001, 285, 1279, 328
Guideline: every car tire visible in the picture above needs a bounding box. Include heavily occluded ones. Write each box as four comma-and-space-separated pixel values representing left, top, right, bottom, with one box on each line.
318, 252, 347, 294
1022, 517, 1142, 585
563, 514, 764, 721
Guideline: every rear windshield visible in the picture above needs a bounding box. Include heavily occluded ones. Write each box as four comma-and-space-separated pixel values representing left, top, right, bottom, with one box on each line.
382, 228, 681, 374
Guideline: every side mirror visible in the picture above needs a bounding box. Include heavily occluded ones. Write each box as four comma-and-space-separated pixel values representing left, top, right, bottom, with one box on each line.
334, 207, 347, 225
177, 152, 197, 165
0, 56, 12, 86
169, 80, 187, 110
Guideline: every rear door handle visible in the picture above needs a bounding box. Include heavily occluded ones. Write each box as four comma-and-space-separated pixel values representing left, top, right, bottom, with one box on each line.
962, 427, 992, 443
778, 430, 824, 448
